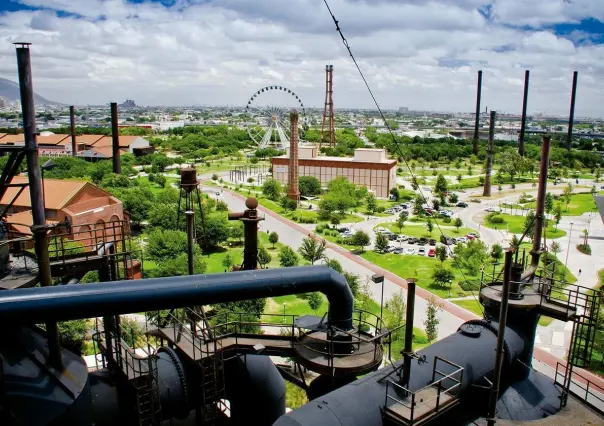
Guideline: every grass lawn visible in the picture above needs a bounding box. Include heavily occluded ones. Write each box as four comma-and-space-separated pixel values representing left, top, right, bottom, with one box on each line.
204, 232, 286, 273
196, 160, 269, 174
135, 176, 177, 195
555, 192, 598, 216
481, 213, 566, 239
360, 252, 478, 299
409, 216, 465, 227
452, 299, 483, 316
378, 222, 476, 239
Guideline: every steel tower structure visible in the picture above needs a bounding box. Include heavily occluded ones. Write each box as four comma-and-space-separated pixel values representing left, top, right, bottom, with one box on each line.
320, 65, 336, 149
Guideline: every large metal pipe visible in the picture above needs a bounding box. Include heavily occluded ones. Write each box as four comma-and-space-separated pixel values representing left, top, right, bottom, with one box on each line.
518, 70, 529, 157
0, 266, 354, 330
15, 42, 62, 369
472, 70, 482, 156
487, 249, 513, 426
186, 211, 195, 275
69, 105, 77, 156
531, 136, 551, 267
110, 102, 121, 174
483, 110, 496, 197
566, 71, 578, 151
401, 280, 416, 392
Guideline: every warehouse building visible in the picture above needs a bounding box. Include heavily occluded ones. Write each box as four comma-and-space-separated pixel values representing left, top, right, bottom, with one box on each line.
271, 148, 397, 198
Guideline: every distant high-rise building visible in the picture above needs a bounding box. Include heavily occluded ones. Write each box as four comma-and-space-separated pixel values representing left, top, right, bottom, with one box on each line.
399, 107, 409, 113
119, 99, 136, 108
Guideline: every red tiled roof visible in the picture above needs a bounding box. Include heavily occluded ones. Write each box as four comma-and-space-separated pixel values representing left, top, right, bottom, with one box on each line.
93, 135, 142, 148
0, 176, 87, 210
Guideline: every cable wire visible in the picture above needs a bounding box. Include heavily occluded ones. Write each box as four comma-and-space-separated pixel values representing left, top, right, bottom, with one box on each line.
322, 0, 493, 315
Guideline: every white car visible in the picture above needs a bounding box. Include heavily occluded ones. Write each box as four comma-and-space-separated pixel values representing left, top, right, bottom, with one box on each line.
397, 235, 408, 242
485, 206, 499, 213
418, 247, 426, 256
456, 237, 468, 243
375, 227, 387, 233
406, 247, 416, 255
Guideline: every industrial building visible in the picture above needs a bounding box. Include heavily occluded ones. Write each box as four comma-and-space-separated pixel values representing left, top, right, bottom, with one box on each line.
271, 148, 397, 198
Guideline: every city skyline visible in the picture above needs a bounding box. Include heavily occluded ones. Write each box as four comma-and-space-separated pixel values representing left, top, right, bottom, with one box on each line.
0, 1, 603, 117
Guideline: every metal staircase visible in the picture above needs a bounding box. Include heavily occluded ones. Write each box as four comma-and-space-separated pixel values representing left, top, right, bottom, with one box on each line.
199, 350, 226, 424
0, 147, 27, 219
135, 366, 162, 426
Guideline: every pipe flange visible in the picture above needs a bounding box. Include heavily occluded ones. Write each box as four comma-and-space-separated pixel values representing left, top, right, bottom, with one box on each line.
459, 319, 512, 368
158, 346, 189, 404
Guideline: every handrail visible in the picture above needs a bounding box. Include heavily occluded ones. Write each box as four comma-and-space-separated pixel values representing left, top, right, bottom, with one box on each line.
554, 362, 604, 408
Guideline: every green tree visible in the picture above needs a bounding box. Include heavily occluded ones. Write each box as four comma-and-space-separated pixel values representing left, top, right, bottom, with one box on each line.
344, 272, 360, 298
120, 186, 154, 225
57, 320, 88, 354
257, 247, 272, 269
262, 179, 283, 201
448, 193, 459, 204
279, 246, 299, 267
229, 223, 244, 243
434, 174, 448, 204
148, 203, 178, 229
269, 232, 279, 248
413, 195, 424, 216
431, 266, 454, 289
215, 200, 229, 212
523, 210, 536, 240
435, 245, 447, 264
150, 252, 206, 278
550, 241, 562, 256
325, 258, 343, 274
374, 233, 389, 253
366, 194, 378, 215
390, 187, 400, 201
424, 296, 442, 343
280, 196, 298, 212
454, 217, 463, 231
453, 239, 489, 275
562, 183, 573, 211
545, 192, 554, 215
307, 292, 323, 314
490, 243, 503, 263
298, 236, 327, 265
384, 290, 406, 341
351, 230, 371, 252
199, 215, 230, 249
222, 253, 233, 271
554, 204, 563, 230
426, 219, 434, 236
146, 229, 188, 261
396, 211, 408, 233
298, 176, 322, 197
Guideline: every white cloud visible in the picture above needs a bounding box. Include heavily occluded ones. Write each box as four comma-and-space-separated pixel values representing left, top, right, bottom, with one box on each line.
0, 0, 601, 116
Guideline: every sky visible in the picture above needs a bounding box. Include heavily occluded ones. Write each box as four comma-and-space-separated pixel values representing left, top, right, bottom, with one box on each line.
0, 0, 603, 117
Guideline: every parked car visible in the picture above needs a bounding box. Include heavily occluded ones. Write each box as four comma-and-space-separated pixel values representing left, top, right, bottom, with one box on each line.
456, 202, 468, 208
397, 235, 409, 242
456, 237, 468, 243
393, 247, 404, 254
385, 209, 395, 214
399, 203, 410, 209
424, 208, 434, 214
429, 239, 436, 246
466, 234, 476, 241
440, 235, 455, 245
408, 238, 418, 245
418, 247, 427, 256
374, 227, 386, 233
418, 238, 429, 246
388, 234, 398, 241
406, 247, 416, 255
427, 248, 436, 257
485, 206, 499, 213
439, 210, 453, 217
467, 232, 479, 238
383, 245, 394, 253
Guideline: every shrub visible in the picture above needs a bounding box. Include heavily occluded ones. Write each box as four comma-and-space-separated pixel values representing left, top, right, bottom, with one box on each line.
486, 213, 504, 224
576, 244, 592, 255
442, 217, 452, 224
459, 279, 481, 292
377, 206, 386, 213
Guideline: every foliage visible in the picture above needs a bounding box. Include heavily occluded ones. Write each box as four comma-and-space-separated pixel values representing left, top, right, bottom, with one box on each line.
149, 252, 206, 278
279, 246, 299, 267
490, 244, 503, 262
426, 219, 434, 235
434, 174, 448, 203
258, 247, 272, 269
146, 229, 189, 261
366, 194, 378, 214
298, 237, 327, 265
453, 217, 463, 231
384, 290, 406, 341
148, 203, 178, 229
57, 320, 88, 354
435, 245, 447, 264
448, 193, 459, 204
269, 232, 279, 248
324, 258, 343, 273
424, 296, 443, 343
280, 196, 298, 212
199, 214, 230, 249
453, 239, 489, 275
262, 179, 283, 201
523, 210, 536, 240
351, 230, 371, 252
222, 253, 233, 271
389, 187, 400, 201
298, 176, 322, 197
215, 200, 229, 212
545, 192, 554, 214
307, 292, 323, 314
344, 272, 360, 298
577, 244, 592, 255
374, 233, 390, 253
431, 266, 455, 289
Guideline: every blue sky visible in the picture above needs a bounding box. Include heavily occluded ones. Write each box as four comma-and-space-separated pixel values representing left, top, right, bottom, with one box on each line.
0, 0, 603, 116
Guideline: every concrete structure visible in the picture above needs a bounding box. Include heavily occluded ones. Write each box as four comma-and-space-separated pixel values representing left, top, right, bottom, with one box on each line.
272, 148, 397, 198
1, 177, 125, 243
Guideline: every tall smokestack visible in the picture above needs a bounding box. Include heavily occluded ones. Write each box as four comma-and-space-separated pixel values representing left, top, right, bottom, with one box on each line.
472, 70, 482, 155
15, 42, 62, 369
110, 102, 121, 174
69, 105, 77, 156
566, 71, 578, 151
482, 110, 496, 197
287, 110, 300, 202
518, 70, 529, 157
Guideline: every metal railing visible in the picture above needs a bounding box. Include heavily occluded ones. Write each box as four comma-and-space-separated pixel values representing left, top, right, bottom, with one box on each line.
554, 362, 604, 414
383, 357, 464, 425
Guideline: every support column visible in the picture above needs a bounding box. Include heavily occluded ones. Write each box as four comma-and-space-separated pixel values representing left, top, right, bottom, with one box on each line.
69, 105, 77, 156
186, 210, 195, 275
401, 279, 416, 392
531, 136, 551, 267
518, 70, 529, 157
482, 110, 496, 197
566, 71, 578, 151
111, 102, 121, 174
473, 70, 482, 156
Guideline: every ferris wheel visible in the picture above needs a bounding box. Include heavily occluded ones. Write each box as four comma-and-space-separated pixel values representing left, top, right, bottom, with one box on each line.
245, 86, 307, 150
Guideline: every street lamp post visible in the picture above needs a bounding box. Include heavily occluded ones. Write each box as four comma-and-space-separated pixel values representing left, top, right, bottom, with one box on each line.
565, 222, 574, 269
372, 273, 385, 321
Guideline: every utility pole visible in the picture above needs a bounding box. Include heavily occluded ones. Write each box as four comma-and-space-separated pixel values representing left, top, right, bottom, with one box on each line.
111, 102, 121, 174
69, 105, 77, 156
472, 70, 483, 156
